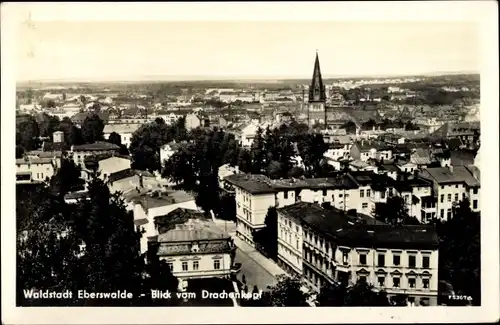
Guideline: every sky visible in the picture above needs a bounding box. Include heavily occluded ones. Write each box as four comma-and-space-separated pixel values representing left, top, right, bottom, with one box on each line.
17, 20, 479, 82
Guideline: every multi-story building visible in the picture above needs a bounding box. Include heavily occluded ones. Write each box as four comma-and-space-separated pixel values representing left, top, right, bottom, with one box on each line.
16, 156, 58, 183
103, 123, 142, 148
350, 141, 393, 162
277, 202, 439, 306
70, 141, 120, 168
419, 165, 480, 219
154, 211, 236, 281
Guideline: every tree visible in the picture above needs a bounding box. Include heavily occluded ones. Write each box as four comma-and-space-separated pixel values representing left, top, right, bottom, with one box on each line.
237, 149, 252, 173
288, 166, 305, 178
250, 127, 266, 174
216, 193, 236, 222
17, 116, 40, 151
50, 158, 84, 196
266, 160, 283, 180
372, 196, 419, 225
81, 113, 105, 144
155, 117, 165, 125
107, 132, 122, 147
437, 198, 480, 305
38, 113, 61, 138
317, 281, 390, 307
260, 275, 311, 307
67, 125, 84, 146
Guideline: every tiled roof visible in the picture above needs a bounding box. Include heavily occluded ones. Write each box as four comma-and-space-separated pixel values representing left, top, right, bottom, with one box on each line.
16, 157, 54, 165
450, 150, 475, 166
72, 141, 120, 152
338, 225, 439, 250
420, 166, 480, 187
42, 141, 70, 152
26, 150, 63, 158
223, 174, 275, 194
410, 148, 433, 165
103, 123, 142, 134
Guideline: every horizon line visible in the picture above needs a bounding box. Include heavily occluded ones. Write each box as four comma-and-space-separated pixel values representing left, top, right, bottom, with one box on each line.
17, 70, 480, 84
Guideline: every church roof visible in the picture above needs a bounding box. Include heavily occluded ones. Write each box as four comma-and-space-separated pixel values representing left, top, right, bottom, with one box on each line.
308, 52, 326, 103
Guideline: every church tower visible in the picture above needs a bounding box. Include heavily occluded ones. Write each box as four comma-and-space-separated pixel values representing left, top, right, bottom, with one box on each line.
307, 51, 327, 127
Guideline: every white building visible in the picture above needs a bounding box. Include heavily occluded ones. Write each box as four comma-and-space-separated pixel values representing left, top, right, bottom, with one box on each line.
159, 141, 186, 167
103, 123, 142, 148
155, 214, 236, 284
16, 156, 57, 183
420, 165, 481, 218
277, 202, 439, 306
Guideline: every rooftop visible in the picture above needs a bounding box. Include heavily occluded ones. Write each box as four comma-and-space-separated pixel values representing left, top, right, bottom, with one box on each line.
127, 188, 195, 210
16, 156, 54, 165
103, 123, 142, 134
72, 141, 120, 152
420, 166, 480, 187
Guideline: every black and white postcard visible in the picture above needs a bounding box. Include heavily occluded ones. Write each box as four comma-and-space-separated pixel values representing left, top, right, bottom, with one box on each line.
1, 2, 498, 324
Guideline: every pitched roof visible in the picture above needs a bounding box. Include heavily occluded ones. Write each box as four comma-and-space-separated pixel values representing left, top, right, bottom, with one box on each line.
337, 225, 439, 250
72, 141, 120, 152
154, 208, 211, 235
16, 156, 54, 165
42, 141, 70, 152
103, 123, 142, 134
420, 166, 480, 187
308, 52, 326, 102
224, 174, 275, 194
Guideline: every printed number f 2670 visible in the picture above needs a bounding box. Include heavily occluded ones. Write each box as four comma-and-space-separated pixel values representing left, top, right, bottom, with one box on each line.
448, 295, 472, 301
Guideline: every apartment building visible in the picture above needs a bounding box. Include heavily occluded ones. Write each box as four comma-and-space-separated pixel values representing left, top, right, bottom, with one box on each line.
16, 156, 58, 183
419, 165, 480, 219
70, 141, 120, 168
154, 212, 236, 284
277, 202, 439, 306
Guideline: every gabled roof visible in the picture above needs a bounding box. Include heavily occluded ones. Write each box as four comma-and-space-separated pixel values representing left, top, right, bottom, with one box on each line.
72, 141, 120, 152
420, 166, 480, 187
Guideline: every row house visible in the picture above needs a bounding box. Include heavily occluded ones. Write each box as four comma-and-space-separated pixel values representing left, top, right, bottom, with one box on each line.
224, 173, 364, 246
350, 141, 393, 162
277, 202, 439, 307
419, 165, 480, 219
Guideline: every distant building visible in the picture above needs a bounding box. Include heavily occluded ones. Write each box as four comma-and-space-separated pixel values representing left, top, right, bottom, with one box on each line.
185, 113, 209, 130
159, 141, 187, 167
71, 111, 110, 127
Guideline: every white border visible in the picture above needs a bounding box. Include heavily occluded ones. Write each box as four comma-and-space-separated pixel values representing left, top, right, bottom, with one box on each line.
2, 2, 499, 324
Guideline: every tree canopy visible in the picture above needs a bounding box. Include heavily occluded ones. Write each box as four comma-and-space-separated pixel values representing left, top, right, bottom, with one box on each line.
81, 113, 105, 144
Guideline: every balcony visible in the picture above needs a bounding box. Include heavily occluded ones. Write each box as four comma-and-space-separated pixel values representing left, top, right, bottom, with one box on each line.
230, 263, 242, 274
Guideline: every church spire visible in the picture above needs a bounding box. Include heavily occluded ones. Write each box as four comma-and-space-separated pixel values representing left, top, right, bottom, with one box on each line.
308, 51, 326, 103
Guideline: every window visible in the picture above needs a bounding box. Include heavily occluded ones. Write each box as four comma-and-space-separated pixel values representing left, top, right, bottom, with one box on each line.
378, 276, 385, 287
214, 260, 221, 270
473, 188, 478, 194
322, 189, 327, 196
362, 203, 368, 209
296, 240, 299, 249
360, 189, 365, 198
182, 261, 188, 271
359, 254, 367, 265
339, 193, 343, 198
408, 297, 416, 306
393, 277, 400, 288
440, 209, 444, 219
193, 261, 199, 271
455, 184, 458, 189
167, 262, 173, 271
463, 192, 466, 199
408, 255, 416, 268
284, 191, 288, 199
447, 209, 452, 219
381, 191, 386, 199
440, 194, 444, 203
377, 254, 385, 267
422, 256, 430, 269
408, 278, 416, 288
393, 255, 400, 266
366, 189, 371, 197
441, 185, 444, 189
447, 194, 451, 202
422, 278, 429, 289
454, 193, 458, 202
473, 200, 478, 209
342, 252, 349, 265
358, 275, 367, 283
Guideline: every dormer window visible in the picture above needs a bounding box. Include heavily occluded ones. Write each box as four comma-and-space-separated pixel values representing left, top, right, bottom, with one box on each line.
191, 242, 200, 253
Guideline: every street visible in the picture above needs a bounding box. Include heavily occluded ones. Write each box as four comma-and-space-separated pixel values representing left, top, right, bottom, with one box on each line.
213, 219, 284, 292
